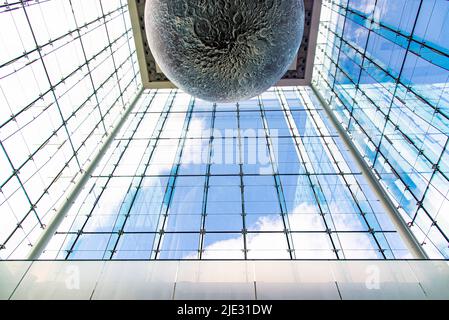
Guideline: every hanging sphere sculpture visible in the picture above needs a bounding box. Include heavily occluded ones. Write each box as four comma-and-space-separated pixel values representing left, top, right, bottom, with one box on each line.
145, 0, 305, 103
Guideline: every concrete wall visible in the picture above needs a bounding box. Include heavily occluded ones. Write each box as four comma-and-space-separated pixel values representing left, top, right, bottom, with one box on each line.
1, 260, 448, 300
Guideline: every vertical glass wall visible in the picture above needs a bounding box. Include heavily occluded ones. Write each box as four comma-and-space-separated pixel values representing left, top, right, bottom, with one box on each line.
41, 87, 411, 260
313, 0, 449, 258
0, 0, 141, 259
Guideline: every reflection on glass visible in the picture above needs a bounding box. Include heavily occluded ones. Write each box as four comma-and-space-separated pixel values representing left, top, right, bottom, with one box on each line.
313, 0, 449, 258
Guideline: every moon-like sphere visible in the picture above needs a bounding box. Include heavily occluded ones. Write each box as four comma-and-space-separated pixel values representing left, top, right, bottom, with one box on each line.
145, 0, 305, 103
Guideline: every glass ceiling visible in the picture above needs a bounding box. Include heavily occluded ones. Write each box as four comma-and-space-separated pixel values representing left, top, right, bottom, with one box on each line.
313, 0, 449, 258
40, 87, 410, 260
0, 0, 447, 260
0, 0, 140, 259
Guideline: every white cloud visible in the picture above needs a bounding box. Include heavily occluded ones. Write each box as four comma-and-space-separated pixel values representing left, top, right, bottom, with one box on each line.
184, 201, 389, 259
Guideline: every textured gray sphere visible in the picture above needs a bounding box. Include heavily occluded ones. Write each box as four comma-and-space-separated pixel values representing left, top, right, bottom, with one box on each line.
145, 0, 305, 102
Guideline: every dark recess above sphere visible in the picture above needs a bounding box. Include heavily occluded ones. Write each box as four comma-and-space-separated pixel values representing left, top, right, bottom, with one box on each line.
128, 0, 321, 91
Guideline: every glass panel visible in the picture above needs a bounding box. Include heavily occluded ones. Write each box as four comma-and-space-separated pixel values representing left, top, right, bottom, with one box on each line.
0, 0, 141, 259
313, 0, 449, 259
